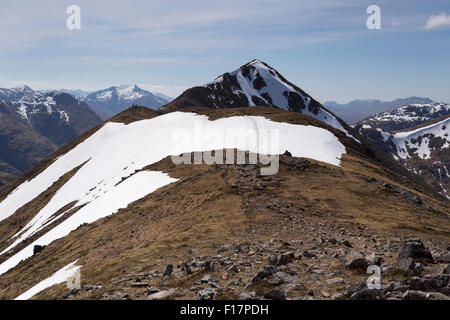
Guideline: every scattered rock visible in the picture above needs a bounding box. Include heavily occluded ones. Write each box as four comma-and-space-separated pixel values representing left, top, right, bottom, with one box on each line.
402, 290, 450, 300
391, 258, 417, 275
302, 250, 316, 258
350, 288, 385, 300
130, 282, 148, 288
326, 278, 345, 285
276, 252, 294, 266
263, 290, 286, 300
146, 287, 160, 295
147, 288, 176, 300
409, 275, 449, 292
198, 288, 218, 300
367, 253, 383, 266
239, 291, 257, 300
342, 240, 352, 248
200, 275, 216, 284
345, 251, 368, 272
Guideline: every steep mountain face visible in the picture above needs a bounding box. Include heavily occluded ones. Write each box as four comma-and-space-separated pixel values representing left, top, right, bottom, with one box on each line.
355, 105, 450, 200
82, 85, 170, 120
0, 86, 102, 186
0, 106, 448, 300
324, 97, 434, 124
161, 60, 351, 135
0, 100, 57, 186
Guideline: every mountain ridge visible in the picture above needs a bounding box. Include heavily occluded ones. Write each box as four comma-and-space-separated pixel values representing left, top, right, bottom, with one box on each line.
82, 85, 170, 120
324, 97, 435, 124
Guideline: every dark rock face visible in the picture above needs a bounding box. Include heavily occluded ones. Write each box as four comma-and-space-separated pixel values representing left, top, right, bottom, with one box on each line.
33, 245, 45, 255
0, 88, 102, 186
398, 239, 433, 262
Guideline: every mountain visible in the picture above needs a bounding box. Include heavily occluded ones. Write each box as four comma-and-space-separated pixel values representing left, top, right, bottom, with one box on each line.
324, 97, 434, 124
0, 100, 57, 186
82, 85, 170, 120
0, 86, 102, 186
355, 102, 450, 200
0, 109, 448, 299
161, 60, 352, 137
56, 89, 92, 98
153, 92, 173, 102
357, 102, 450, 132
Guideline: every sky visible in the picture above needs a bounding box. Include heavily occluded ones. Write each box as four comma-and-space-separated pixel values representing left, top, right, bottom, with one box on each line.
0, 0, 449, 103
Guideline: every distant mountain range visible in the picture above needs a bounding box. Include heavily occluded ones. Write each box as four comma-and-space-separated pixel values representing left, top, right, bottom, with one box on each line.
354, 102, 450, 200
80, 85, 171, 120
0, 86, 102, 186
324, 97, 434, 124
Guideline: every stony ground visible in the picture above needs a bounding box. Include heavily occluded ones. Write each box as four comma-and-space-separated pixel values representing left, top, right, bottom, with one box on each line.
62, 224, 450, 300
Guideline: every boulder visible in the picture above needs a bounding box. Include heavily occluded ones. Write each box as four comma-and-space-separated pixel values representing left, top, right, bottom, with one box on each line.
33, 245, 45, 255
263, 290, 286, 300
147, 288, 176, 300
402, 290, 450, 300
350, 288, 385, 300
276, 252, 294, 266
397, 239, 433, 262
345, 251, 368, 272
409, 275, 449, 292
391, 258, 416, 275
163, 264, 173, 277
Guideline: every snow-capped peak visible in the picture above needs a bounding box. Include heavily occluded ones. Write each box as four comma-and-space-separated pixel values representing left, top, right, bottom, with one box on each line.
11, 85, 34, 92
200, 60, 354, 138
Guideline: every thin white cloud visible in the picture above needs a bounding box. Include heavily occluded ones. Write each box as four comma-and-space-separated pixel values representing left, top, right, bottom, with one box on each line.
425, 13, 450, 30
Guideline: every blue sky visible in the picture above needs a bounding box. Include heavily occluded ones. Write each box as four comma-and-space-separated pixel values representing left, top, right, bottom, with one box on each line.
0, 0, 449, 102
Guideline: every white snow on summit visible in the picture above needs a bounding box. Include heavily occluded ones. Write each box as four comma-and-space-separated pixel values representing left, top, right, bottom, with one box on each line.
204, 60, 356, 140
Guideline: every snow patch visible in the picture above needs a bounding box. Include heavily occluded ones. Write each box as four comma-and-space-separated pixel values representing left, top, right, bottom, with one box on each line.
0, 112, 346, 276
15, 261, 81, 300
